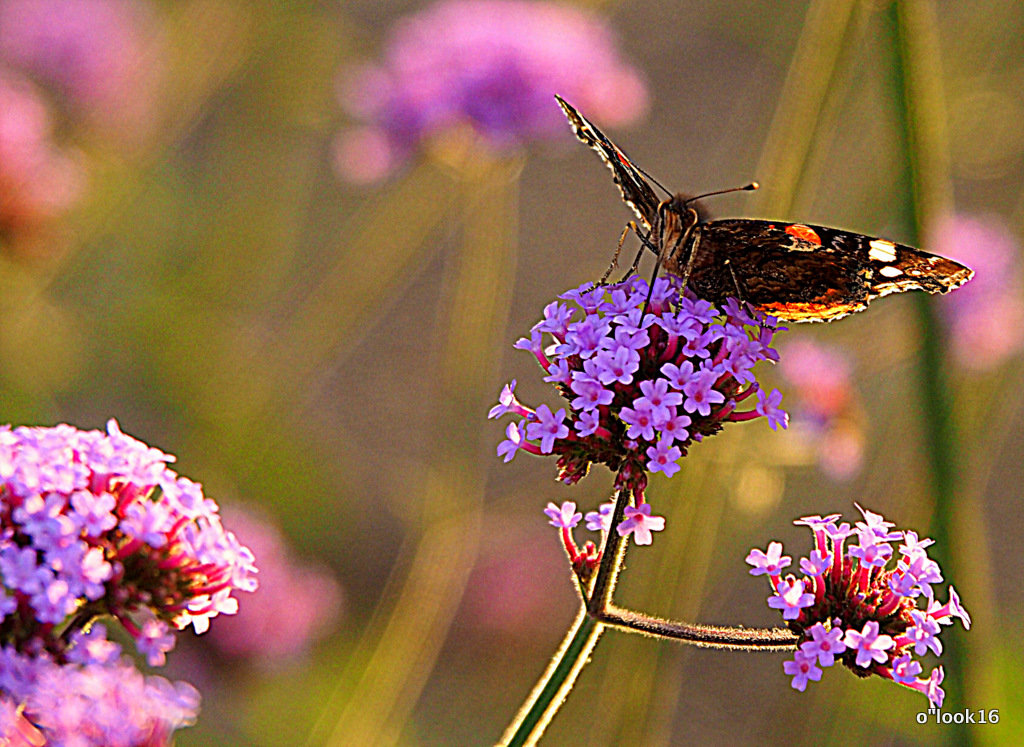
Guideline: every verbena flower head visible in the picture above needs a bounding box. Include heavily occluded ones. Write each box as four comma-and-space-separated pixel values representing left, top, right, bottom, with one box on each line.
492, 278, 787, 554
0, 419, 258, 648
334, 0, 647, 182
0, 419, 258, 742
493, 278, 786, 488
747, 505, 970, 707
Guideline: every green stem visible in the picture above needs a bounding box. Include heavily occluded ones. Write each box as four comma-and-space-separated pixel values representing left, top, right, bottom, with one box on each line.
585, 486, 633, 614
499, 607, 604, 747
889, 0, 967, 732
909, 289, 968, 730
500, 472, 798, 744
500, 485, 630, 745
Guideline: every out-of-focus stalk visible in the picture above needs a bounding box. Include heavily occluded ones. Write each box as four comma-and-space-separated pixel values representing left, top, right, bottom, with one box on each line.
890, 0, 976, 736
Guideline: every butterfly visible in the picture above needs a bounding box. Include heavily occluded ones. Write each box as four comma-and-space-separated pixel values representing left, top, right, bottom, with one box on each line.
555, 95, 974, 322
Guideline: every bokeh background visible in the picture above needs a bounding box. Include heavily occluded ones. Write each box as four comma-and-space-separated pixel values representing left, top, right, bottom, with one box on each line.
0, 0, 1022, 744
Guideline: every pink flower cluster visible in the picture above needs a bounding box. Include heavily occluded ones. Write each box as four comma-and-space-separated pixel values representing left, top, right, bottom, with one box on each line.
0, 0, 159, 131
747, 506, 970, 707
0, 646, 199, 746
0, 0, 161, 249
205, 507, 342, 663
0, 419, 258, 743
0, 73, 84, 239
930, 214, 1024, 371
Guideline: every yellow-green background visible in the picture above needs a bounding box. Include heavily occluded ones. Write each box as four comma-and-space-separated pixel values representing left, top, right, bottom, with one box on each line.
1, 0, 1021, 744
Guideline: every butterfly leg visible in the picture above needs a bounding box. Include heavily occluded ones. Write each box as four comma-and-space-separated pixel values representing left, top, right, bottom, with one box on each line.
599, 221, 658, 285
597, 223, 633, 284
641, 225, 683, 313
724, 259, 757, 318
640, 252, 667, 314
614, 227, 659, 284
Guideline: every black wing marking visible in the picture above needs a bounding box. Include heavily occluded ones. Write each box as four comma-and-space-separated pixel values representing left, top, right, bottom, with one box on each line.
685, 219, 974, 323
555, 95, 660, 229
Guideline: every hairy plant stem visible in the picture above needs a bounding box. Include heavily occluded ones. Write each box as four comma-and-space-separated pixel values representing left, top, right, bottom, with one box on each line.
500, 483, 796, 745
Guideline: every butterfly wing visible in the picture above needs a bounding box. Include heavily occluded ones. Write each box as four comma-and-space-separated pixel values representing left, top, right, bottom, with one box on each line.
555, 95, 660, 229
684, 219, 974, 322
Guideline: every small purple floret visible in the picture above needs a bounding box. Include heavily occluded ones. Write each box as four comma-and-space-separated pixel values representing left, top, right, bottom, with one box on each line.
544, 501, 582, 530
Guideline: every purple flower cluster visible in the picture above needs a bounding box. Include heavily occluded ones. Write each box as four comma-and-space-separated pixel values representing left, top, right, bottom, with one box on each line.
491, 277, 787, 552
334, 0, 647, 182
492, 278, 786, 485
747, 505, 970, 707
0, 419, 258, 742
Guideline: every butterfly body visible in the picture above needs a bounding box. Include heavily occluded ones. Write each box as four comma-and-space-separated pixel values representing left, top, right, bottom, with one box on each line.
555, 95, 974, 323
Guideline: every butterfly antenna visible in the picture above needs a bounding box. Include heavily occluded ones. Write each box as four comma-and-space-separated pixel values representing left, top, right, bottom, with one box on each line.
683, 182, 759, 206
636, 165, 673, 198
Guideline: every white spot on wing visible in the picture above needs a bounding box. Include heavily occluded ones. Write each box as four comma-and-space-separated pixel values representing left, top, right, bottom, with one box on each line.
879, 265, 904, 278
868, 239, 897, 263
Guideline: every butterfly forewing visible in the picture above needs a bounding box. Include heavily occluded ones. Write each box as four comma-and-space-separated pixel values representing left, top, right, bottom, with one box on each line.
555, 95, 660, 229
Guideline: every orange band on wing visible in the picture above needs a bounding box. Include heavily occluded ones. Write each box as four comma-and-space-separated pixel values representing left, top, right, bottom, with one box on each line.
785, 224, 822, 245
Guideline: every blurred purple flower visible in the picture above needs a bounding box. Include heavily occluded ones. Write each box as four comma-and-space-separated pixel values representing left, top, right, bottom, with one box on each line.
778, 340, 863, 481
0, 70, 84, 241
205, 507, 343, 664
1, 650, 199, 746
461, 521, 568, 635
334, 0, 647, 182
929, 213, 1024, 371
0, 0, 160, 136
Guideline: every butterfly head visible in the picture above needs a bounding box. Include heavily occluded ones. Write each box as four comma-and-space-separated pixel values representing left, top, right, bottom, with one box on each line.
662, 194, 707, 225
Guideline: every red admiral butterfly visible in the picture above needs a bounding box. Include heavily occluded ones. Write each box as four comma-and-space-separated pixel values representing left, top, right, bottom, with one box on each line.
555, 95, 974, 322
